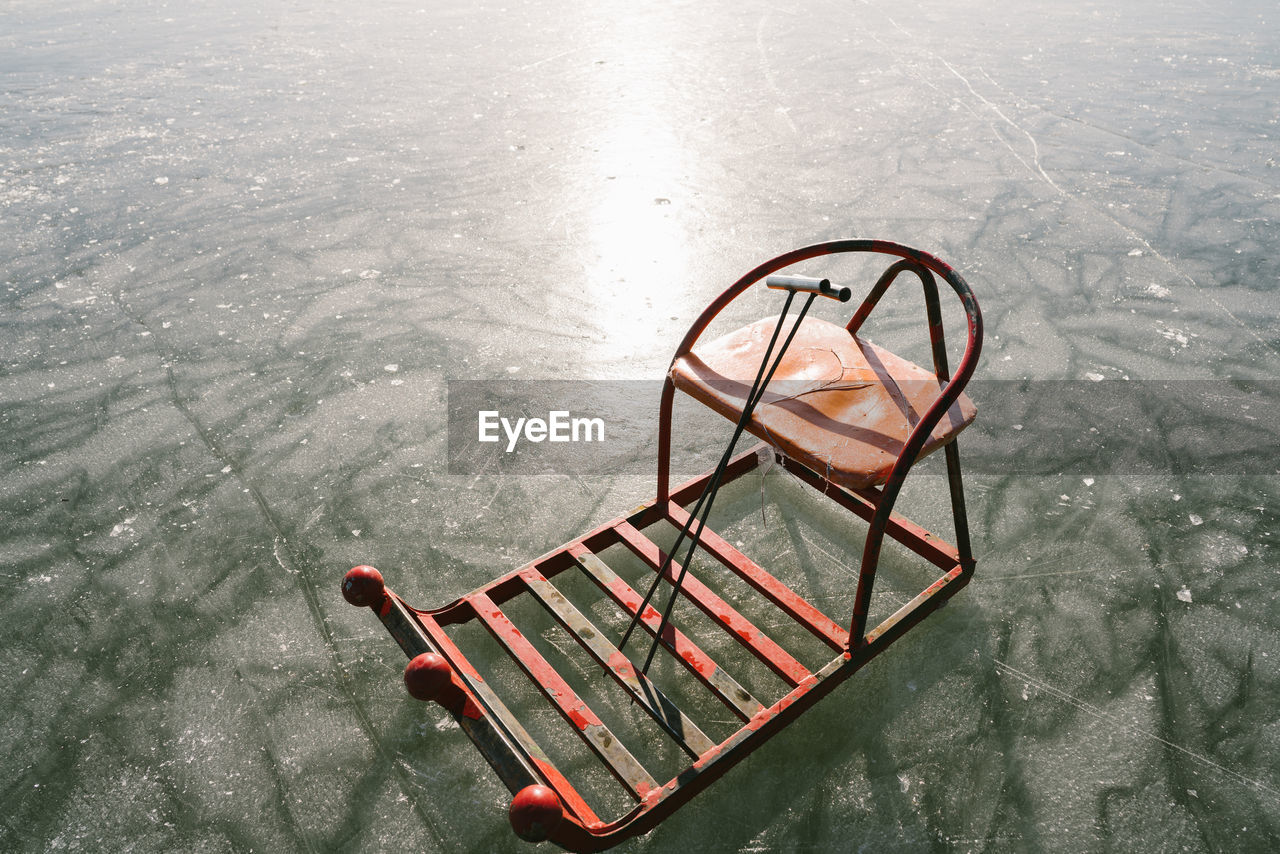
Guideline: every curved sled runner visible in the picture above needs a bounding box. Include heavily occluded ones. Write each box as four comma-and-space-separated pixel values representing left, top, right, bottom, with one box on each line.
342, 239, 982, 850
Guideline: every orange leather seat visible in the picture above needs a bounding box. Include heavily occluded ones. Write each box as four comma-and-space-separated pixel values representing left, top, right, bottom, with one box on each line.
669, 316, 975, 490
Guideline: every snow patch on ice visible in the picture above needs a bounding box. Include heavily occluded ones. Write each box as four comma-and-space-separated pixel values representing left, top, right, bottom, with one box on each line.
109, 517, 136, 537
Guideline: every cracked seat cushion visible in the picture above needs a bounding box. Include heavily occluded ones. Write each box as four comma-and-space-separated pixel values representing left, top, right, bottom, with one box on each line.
669, 316, 976, 490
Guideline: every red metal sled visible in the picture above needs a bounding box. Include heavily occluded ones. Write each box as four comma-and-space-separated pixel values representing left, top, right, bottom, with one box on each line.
342, 239, 982, 851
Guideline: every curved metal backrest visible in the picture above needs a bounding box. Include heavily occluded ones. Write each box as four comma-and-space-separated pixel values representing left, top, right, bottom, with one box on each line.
657, 239, 983, 647
671, 240, 979, 360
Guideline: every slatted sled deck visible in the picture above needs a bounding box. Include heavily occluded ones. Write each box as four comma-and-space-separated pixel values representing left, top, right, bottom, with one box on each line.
341, 239, 983, 851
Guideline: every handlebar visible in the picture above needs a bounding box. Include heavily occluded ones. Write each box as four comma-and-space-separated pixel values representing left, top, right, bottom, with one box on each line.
765, 274, 851, 302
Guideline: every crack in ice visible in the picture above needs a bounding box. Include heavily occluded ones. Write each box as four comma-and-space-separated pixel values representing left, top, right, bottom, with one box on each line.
993, 658, 1280, 802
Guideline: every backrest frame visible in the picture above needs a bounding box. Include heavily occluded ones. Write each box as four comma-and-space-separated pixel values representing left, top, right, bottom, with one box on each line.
656, 239, 983, 646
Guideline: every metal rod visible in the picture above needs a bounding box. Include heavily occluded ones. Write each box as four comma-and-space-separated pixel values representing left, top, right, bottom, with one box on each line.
618, 289, 799, 652
638, 291, 820, 674
617, 523, 810, 686
572, 546, 764, 720
664, 502, 849, 651
521, 568, 716, 758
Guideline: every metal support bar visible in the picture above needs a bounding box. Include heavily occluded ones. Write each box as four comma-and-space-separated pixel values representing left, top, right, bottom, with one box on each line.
623, 290, 806, 662
942, 441, 973, 569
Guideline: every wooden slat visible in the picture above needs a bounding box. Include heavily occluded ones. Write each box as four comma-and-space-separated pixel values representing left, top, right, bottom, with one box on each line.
469, 592, 660, 800
521, 568, 716, 759
615, 522, 811, 687
570, 545, 764, 721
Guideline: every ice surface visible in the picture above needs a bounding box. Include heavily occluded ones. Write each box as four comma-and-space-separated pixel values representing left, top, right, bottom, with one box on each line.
2, 0, 1279, 851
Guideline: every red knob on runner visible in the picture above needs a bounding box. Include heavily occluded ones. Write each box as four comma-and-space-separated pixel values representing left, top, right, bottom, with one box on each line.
403, 653, 452, 702
509, 784, 563, 842
342, 565, 385, 607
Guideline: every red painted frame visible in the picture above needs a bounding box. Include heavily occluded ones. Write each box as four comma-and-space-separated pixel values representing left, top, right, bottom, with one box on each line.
344, 239, 983, 851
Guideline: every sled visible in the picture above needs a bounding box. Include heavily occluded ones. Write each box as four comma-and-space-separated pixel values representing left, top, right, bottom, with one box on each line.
342, 239, 982, 850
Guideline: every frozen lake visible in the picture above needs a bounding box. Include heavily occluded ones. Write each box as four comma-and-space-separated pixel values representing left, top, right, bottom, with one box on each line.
2, 0, 1278, 850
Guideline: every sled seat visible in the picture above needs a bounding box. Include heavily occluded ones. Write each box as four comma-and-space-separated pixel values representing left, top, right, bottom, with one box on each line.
670, 316, 975, 490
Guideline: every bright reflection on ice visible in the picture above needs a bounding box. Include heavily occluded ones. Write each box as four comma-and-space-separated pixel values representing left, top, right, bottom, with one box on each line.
580, 36, 691, 364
